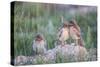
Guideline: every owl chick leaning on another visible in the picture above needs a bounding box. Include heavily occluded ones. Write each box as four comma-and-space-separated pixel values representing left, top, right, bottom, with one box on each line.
69, 19, 84, 46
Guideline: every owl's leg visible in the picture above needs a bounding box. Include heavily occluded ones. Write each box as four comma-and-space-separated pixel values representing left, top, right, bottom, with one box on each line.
64, 41, 67, 45
75, 39, 78, 45
61, 41, 65, 46
74, 39, 76, 46
69, 36, 72, 44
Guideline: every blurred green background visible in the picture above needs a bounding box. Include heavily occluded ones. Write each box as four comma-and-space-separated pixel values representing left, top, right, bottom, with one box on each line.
13, 2, 97, 61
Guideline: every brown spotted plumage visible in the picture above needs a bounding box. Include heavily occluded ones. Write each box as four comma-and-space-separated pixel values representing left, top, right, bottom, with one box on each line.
58, 22, 69, 45
69, 19, 84, 46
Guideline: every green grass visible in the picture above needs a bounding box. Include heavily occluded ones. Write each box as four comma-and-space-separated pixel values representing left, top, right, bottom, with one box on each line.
13, 2, 97, 64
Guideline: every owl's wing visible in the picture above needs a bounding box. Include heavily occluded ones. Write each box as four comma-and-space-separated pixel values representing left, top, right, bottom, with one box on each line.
32, 40, 37, 51
32, 40, 37, 55
72, 20, 81, 37
72, 26, 80, 37
73, 20, 81, 32
44, 40, 48, 50
58, 28, 63, 38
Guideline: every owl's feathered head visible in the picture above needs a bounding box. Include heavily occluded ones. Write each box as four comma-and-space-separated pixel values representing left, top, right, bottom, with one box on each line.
69, 19, 77, 26
35, 34, 43, 41
69, 20, 75, 26
63, 22, 68, 28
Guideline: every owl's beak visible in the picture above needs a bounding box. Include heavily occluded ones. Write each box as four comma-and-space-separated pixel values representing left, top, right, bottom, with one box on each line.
36, 38, 42, 42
